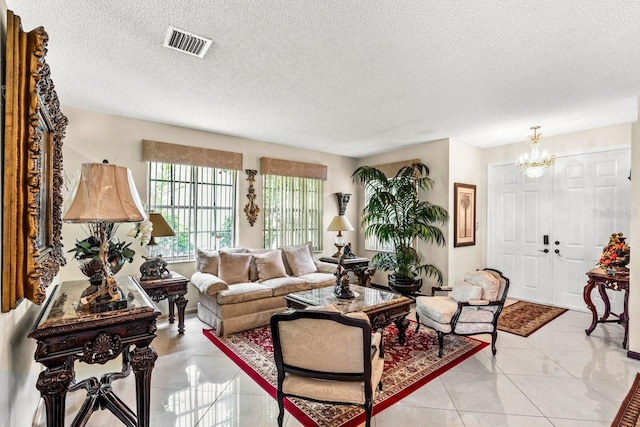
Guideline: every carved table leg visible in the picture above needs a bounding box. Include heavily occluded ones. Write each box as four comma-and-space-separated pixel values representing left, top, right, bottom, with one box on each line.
36, 362, 74, 427
176, 295, 188, 334
597, 283, 611, 321
131, 345, 158, 427
394, 316, 410, 344
623, 288, 629, 349
583, 278, 598, 336
167, 295, 176, 324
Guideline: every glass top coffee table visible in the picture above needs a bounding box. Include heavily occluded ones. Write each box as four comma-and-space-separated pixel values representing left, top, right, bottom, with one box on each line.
284, 285, 412, 343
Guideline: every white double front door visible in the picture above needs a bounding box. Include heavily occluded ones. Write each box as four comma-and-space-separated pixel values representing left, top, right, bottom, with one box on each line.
488, 148, 630, 311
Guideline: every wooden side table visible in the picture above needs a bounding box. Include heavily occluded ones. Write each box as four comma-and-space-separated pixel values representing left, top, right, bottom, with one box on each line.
133, 271, 189, 334
583, 268, 629, 349
319, 257, 373, 287
28, 276, 161, 427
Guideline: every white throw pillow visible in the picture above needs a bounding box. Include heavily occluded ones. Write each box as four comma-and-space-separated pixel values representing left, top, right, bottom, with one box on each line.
283, 244, 317, 276
451, 279, 483, 302
464, 271, 500, 301
253, 250, 288, 281
218, 252, 253, 284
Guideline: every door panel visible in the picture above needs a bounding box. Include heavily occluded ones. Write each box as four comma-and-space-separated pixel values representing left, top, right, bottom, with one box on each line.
488, 148, 630, 311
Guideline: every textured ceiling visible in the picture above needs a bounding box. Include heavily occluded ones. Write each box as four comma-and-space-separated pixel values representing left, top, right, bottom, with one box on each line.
7, 1, 640, 158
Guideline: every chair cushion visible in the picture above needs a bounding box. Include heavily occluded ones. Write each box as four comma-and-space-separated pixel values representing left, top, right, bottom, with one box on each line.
464, 271, 501, 301
310, 304, 371, 323
218, 252, 253, 284
253, 250, 288, 281
415, 296, 458, 324
454, 322, 495, 334
283, 244, 318, 276
451, 279, 483, 302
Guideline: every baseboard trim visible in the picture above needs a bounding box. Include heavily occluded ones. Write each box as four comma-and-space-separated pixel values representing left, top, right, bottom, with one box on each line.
628, 350, 640, 360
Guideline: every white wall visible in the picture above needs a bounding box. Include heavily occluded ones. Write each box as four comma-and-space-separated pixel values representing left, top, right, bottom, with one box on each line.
356, 139, 450, 292
61, 107, 360, 313
448, 139, 485, 279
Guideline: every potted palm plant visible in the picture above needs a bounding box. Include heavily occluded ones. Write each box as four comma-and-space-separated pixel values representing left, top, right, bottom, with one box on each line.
352, 162, 448, 294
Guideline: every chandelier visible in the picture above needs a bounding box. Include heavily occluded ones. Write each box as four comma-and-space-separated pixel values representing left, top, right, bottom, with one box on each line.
517, 126, 555, 178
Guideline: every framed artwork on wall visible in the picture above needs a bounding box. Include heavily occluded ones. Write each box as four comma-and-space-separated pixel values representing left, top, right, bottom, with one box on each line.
454, 183, 476, 247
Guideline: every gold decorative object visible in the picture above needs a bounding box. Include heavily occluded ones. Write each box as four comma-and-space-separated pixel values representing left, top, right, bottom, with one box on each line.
517, 126, 555, 178
2, 11, 68, 312
598, 232, 630, 273
63, 162, 146, 311
244, 169, 260, 226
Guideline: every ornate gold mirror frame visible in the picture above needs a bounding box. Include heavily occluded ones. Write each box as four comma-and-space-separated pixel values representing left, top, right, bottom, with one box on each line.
2, 11, 67, 312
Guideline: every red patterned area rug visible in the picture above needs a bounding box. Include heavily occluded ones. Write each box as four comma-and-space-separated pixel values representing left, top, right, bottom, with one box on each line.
498, 301, 568, 337
612, 373, 640, 427
203, 322, 487, 427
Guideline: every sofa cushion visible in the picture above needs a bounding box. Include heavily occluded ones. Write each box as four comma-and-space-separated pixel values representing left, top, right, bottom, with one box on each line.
297, 272, 336, 289
197, 249, 220, 276
190, 271, 229, 296
260, 276, 310, 296
283, 244, 317, 276
216, 282, 274, 304
253, 250, 288, 281
218, 252, 253, 284
464, 271, 501, 301
451, 279, 483, 302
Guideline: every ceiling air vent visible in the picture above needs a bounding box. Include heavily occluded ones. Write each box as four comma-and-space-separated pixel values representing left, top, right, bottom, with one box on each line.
163, 26, 212, 58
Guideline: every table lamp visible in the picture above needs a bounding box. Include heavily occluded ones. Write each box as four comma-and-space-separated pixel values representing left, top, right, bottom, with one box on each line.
327, 215, 354, 258
63, 161, 146, 311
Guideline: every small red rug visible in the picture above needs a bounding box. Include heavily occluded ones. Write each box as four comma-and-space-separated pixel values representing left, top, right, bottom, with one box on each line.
498, 301, 568, 337
203, 322, 488, 427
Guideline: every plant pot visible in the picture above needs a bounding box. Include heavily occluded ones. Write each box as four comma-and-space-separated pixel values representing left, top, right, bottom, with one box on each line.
388, 274, 422, 294
77, 257, 124, 285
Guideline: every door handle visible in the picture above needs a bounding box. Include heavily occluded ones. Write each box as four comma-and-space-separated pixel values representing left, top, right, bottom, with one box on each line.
554, 249, 563, 257
538, 249, 549, 253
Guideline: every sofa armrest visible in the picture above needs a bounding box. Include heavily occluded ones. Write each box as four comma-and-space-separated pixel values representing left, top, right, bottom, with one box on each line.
315, 260, 337, 274
190, 271, 229, 296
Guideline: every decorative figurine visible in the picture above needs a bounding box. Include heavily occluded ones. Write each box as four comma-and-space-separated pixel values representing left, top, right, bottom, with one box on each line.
342, 242, 356, 259
140, 255, 172, 281
334, 260, 354, 299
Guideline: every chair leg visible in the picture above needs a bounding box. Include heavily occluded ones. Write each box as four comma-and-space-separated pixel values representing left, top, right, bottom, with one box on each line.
491, 331, 498, 355
415, 312, 421, 332
364, 399, 373, 427
378, 381, 383, 391
277, 390, 285, 427
437, 331, 444, 358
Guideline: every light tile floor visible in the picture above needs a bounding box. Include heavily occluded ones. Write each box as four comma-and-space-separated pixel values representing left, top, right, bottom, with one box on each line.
37, 306, 637, 427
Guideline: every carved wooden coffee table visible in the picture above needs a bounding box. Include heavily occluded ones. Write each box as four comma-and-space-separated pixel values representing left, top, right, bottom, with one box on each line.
29, 276, 161, 427
285, 285, 412, 343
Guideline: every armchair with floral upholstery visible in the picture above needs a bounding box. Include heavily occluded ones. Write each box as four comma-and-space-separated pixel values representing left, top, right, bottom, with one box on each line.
270, 306, 384, 427
415, 268, 510, 357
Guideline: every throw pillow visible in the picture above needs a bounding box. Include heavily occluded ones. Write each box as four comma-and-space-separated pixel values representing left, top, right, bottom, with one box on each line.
464, 271, 500, 301
197, 249, 219, 276
253, 250, 288, 281
283, 244, 317, 276
247, 248, 271, 281
218, 252, 253, 285
451, 279, 483, 302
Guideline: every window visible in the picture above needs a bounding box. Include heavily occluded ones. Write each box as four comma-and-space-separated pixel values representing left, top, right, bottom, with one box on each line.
148, 162, 237, 262
263, 175, 323, 251
363, 183, 394, 252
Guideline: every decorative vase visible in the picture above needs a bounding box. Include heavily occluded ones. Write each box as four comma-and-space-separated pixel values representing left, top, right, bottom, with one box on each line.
388, 274, 422, 295
77, 257, 124, 285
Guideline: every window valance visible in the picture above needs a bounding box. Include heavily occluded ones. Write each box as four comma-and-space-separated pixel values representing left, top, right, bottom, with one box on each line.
373, 158, 421, 177
260, 157, 327, 180
142, 139, 243, 170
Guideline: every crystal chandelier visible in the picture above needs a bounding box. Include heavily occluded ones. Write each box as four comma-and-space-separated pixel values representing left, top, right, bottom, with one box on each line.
517, 126, 555, 178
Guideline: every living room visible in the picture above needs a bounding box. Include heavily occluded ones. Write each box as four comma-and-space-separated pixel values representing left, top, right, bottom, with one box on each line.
2, 2, 640, 427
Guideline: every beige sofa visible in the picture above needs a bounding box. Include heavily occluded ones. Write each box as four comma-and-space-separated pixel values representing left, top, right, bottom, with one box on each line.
190, 243, 336, 336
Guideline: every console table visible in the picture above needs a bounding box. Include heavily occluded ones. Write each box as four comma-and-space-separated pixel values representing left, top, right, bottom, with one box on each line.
133, 271, 189, 334
583, 268, 629, 349
319, 256, 373, 287
28, 276, 161, 427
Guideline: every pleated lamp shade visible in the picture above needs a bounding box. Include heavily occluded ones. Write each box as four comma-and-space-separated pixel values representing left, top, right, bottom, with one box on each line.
147, 212, 175, 245
63, 162, 146, 223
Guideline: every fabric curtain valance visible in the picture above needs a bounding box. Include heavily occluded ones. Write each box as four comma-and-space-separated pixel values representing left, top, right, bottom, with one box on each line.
142, 139, 243, 170
260, 157, 327, 180
373, 158, 421, 177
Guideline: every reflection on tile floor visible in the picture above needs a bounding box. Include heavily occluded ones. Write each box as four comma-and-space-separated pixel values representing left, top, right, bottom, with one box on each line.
35, 305, 638, 427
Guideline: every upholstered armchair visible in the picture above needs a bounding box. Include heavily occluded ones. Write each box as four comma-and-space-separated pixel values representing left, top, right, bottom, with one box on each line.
415, 268, 510, 357
270, 307, 384, 427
